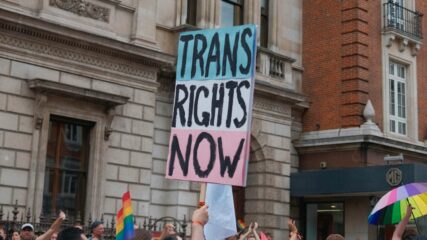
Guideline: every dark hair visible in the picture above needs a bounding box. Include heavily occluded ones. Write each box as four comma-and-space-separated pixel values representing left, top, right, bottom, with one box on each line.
134, 229, 152, 240
414, 237, 427, 240
57, 227, 84, 240
90, 221, 103, 232
163, 236, 178, 240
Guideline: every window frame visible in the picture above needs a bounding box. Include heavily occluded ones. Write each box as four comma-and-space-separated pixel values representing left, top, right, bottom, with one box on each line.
220, 0, 244, 27
42, 115, 93, 218
260, 0, 269, 47
30, 95, 109, 222
186, 0, 197, 26
383, 55, 418, 142
388, 61, 408, 136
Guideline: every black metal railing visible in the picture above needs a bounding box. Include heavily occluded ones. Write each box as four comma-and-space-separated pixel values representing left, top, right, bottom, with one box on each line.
383, 1, 423, 40
0, 202, 188, 240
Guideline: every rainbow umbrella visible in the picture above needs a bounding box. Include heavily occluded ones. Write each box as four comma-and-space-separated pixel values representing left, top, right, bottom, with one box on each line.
368, 182, 427, 226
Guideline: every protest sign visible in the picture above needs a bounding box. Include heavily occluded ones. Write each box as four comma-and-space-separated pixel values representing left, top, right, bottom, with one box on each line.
166, 24, 256, 186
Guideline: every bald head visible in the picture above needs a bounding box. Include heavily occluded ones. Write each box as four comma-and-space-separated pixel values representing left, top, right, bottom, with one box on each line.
326, 234, 345, 240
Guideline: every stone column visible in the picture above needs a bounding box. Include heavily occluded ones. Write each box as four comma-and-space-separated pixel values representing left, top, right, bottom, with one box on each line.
131, 0, 159, 49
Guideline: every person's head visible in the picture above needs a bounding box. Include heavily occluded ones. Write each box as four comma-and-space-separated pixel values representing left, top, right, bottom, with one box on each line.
90, 221, 104, 237
12, 231, 20, 240
247, 233, 257, 240
57, 227, 85, 240
326, 234, 345, 240
134, 229, 152, 240
50, 232, 58, 240
164, 223, 176, 235
20, 223, 35, 240
73, 224, 83, 230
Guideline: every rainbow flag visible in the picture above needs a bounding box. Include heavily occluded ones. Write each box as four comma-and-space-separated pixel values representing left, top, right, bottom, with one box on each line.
237, 219, 246, 231
116, 191, 135, 240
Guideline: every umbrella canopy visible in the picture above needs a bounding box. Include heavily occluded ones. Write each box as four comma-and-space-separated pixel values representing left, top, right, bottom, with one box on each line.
368, 182, 427, 225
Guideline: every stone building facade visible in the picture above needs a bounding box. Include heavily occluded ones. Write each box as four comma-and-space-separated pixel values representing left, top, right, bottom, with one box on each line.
295, 0, 427, 239
0, 0, 305, 237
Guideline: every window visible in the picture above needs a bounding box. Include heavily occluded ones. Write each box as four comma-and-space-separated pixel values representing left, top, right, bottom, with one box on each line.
260, 0, 269, 47
389, 61, 407, 135
43, 116, 92, 218
387, 0, 404, 30
186, 0, 197, 25
305, 203, 344, 240
221, 0, 243, 27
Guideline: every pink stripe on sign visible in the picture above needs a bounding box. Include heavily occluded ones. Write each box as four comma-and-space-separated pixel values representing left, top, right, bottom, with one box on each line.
166, 128, 251, 186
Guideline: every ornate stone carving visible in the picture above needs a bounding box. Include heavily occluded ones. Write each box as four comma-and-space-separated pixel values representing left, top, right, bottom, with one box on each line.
399, 38, 408, 52
49, 0, 110, 23
34, 94, 48, 129
0, 30, 156, 80
254, 97, 291, 116
411, 43, 421, 56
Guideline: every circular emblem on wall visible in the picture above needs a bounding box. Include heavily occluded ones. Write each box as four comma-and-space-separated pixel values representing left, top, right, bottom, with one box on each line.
386, 168, 403, 186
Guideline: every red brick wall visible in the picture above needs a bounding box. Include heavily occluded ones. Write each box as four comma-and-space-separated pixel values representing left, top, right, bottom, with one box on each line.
302, 0, 383, 131
302, 0, 342, 131
367, 0, 383, 131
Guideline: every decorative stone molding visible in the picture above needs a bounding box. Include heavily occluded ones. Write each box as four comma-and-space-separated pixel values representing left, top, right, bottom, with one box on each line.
253, 97, 291, 116
361, 99, 382, 136
363, 99, 375, 124
0, 21, 166, 80
385, 34, 395, 48
49, 0, 110, 23
27, 79, 129, 140
399, 38, 408, 52
0, 31, 155, 80
104, 107, 115, 140
411, 43, 421, 56
34, 94, 48, 129
383, 32, 422, 56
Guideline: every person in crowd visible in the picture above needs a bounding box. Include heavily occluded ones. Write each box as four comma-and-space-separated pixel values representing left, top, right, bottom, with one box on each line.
0, 227, 6, 240
392, 205, 427, 240
326, 234, 345, 240
288, 218, 301, 240
12, 231, 20, 240
159, 223, 182, 240
57, 227, 86, 240
191, 205, 208, 240
238, 222, 260, 240
163, 237, 178, 240
134, 228, 152, 240
88, 221, 104, 240
50, 233, 57, 240
20, 211, 65, 240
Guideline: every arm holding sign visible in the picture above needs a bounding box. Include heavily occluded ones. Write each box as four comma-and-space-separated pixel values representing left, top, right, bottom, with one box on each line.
191, 205, 209, 240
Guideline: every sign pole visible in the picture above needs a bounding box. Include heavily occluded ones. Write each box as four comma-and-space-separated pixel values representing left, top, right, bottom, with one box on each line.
199, 182, 207, 207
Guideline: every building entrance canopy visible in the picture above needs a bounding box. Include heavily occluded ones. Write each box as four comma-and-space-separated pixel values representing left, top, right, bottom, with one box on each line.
291, 163, 427, 197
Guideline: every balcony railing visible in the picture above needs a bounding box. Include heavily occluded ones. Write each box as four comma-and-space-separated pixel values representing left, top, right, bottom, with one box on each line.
383, 2, 423, 40
256, 47, 295, 81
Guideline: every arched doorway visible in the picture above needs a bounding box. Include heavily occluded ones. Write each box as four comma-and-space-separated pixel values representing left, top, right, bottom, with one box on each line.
232, 136, 264, 225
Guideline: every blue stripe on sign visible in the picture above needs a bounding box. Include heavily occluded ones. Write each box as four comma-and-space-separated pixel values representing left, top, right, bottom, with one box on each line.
176, 24, 256, 81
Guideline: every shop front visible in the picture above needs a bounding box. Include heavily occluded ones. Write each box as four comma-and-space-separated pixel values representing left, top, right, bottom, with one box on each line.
291, 163, 427, 239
